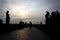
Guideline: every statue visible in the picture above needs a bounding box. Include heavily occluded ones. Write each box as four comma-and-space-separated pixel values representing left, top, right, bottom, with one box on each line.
6, 10, 10, 24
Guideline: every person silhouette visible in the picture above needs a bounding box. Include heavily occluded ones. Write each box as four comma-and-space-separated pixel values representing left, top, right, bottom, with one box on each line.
6, 10, 10, 24
29, 21, 32, 29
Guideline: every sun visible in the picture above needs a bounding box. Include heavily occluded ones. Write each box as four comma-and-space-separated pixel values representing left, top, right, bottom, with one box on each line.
18, 6, 28, 18
12, 5, 28, 18
19, 8, 26, 16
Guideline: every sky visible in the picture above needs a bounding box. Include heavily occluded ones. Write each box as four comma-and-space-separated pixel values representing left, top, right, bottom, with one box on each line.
0, 0, 60, 24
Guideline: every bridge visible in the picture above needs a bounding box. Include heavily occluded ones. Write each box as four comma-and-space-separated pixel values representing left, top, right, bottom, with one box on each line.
0, 24, 47, 34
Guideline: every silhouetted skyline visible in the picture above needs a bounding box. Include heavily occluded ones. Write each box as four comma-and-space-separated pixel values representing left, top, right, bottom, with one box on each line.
0, 0, 60, 24
0, 10, 60, 40
0, 10, 60, 25
0, 0, 60, 40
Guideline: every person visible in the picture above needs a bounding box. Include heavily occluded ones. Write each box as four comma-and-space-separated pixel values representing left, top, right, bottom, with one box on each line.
29, 21, 32, 29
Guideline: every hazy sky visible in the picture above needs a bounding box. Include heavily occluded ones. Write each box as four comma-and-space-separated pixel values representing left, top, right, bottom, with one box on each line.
0, 0, 60, 24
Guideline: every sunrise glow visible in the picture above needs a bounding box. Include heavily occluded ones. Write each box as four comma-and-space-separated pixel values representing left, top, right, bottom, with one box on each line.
12, 5, 28, 18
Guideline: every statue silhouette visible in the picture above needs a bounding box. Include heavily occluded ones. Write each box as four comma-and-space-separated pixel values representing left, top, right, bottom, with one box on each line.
6, 10, 10, 24
55, 11, 60, 24
0, 19, 3, 24
45, 11, 60, 25
50, 12, 56, 24
45, 11, 50, 25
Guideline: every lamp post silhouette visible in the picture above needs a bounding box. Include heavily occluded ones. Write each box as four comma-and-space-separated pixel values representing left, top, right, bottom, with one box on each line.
6, 10, 10, 24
